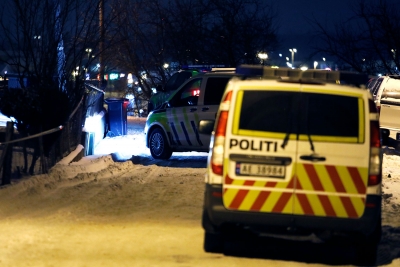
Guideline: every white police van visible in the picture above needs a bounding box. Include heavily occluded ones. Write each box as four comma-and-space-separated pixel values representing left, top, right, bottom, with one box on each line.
201, 65, 382, 266
144, 69, 238, 159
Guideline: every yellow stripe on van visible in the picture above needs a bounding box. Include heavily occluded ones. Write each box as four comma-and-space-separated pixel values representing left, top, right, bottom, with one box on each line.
232, 90, 243, 135
358, 98, 365, 143
297, 135, 359, 143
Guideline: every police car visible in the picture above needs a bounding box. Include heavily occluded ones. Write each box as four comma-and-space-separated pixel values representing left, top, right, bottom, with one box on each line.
148, 69, 200, 113
201, 65, 382, 265
144, 69, 238, 159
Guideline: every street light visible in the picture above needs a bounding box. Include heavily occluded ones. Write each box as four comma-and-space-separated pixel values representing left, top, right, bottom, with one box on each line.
289, 48, 297, 67
85, 48, 92, 58
257, 52, 268, 65
314, 61, 318, 69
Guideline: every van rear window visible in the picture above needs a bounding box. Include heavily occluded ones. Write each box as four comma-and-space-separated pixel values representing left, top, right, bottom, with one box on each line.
238, 91, 361, 139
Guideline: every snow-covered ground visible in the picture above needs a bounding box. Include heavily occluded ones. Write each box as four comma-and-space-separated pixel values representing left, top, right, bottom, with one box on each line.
0, 116, 399, 266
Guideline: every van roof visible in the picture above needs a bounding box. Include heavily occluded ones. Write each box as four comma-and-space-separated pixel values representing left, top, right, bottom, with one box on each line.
235, 65, 369, 88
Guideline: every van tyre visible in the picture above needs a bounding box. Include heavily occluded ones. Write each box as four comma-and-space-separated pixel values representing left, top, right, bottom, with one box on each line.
381, 129, 390, 146
355, 222, 381, 266
149, 128, 172, 159
204, 232, 224, 253
202, 210, 224, 253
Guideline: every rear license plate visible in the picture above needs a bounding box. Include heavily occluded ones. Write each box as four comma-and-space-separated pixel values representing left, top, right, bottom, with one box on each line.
236, 163, 285, 178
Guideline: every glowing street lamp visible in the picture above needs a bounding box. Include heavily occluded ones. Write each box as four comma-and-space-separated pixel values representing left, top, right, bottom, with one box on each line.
289, 48, 297, 66
257, 52, 268, 65
85, 48, 92, 58
314, 61, 318, 69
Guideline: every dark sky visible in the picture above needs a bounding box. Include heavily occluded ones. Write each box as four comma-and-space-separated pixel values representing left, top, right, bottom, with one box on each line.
273, 0, 359, 61
275, 0, 355, 35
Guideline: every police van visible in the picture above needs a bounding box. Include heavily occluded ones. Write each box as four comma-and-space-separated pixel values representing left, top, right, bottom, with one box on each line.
144, 68, 238, 159
201, 65, 382, 265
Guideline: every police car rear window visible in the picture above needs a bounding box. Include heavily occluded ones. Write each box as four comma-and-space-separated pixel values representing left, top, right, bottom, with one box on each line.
238, 91, 361, 139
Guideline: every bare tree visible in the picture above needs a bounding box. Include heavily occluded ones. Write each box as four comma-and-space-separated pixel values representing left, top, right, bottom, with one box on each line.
310, 0, 400, 75
205, 0, 279, 66
109, 0, 279, 105
0, 0, 117, 173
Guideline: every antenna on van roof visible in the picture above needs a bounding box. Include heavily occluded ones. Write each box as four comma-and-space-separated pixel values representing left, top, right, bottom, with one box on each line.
235, 65, 368, 88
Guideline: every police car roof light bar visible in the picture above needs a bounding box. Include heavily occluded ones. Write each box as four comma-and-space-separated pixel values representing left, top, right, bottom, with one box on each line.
211, 68, 236, 72
235, 65, 368, 88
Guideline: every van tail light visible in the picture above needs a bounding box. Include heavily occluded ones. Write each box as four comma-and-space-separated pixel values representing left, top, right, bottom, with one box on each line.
211, 91, 232, 175
369, 120, 381, 186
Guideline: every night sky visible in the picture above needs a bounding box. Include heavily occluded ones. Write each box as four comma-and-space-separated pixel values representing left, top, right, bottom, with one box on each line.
275, 0, 355, 35
274, 0, 357, 61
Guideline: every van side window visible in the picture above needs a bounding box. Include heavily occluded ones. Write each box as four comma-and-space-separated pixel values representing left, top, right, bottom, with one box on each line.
203, 77, 231, 105
174, 78, 202, 107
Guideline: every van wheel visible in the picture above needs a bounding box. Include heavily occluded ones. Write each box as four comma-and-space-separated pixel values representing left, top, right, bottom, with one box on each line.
381, 129, 390, 145
204, 232, 224, 253
202, 210, 224, 253
355, 222, 381, 266
149, 128, 172, 159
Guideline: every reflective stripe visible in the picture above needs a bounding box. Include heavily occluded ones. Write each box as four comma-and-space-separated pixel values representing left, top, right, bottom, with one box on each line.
180, 121, 192, 145
190, 120, 203, 146
170, 122, 182, 145
223, 163, 368, 218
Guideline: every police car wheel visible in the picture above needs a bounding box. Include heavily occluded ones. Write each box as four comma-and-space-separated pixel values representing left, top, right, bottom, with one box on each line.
149, 128, 172, 159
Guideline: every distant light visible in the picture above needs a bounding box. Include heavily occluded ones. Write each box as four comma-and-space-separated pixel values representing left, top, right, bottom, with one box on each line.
109, 73, 119, 80
126, 94, 134, 100
286, 62, 293, 68
271, 66, 279, 68
257, 52, 268, 60
300, 66, 308, 71
286, 57, 289, 61
120, 73, 126, 78
163, 63, 169, 69
322, 57, 326, 61
152, 88, 157, 94
279, 54, 282, 57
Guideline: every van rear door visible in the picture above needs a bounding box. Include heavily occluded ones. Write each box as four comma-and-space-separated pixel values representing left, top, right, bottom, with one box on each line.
222, 83, 300, 215
294, 86, 369, 219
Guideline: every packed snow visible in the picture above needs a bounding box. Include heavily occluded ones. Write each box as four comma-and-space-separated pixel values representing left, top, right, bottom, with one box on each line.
0, 116, 399, 266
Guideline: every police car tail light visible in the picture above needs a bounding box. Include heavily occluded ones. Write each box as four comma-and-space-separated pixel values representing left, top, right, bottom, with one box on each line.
211, 91, 232, 175
368, 120, 381, 186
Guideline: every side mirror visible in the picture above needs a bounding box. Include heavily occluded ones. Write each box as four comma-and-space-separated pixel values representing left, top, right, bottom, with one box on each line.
198, 120, 215, 135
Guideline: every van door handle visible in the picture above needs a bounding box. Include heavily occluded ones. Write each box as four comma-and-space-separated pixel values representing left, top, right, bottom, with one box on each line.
190, 108, 197, 112
300, 154, 326, 162
202, 107, 209, 111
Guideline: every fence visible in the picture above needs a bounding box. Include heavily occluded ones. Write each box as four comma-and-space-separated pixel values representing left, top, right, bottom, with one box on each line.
0, 96, 85, 186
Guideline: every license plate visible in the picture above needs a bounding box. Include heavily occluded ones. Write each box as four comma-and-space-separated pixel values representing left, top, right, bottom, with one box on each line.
236, 163, 285, 178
